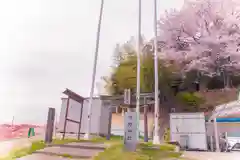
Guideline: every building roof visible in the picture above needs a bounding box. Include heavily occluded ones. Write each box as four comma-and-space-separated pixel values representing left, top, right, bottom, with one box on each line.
210, 100, 240, 120
100, 92, 157, 100
63, 88, 85, 103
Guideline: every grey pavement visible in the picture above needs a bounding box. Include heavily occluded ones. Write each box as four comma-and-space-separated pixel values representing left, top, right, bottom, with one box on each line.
182, 151, 240, 160
17, 142, 107, 160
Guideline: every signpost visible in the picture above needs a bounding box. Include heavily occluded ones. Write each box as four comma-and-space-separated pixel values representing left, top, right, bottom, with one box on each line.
45, 107, 55, 144
123, 89, 137, 151
124, 111, 137, 151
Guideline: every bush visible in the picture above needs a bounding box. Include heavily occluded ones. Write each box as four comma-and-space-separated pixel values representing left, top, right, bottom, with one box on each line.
164, 128, 170, 142
176, 92, 205, 111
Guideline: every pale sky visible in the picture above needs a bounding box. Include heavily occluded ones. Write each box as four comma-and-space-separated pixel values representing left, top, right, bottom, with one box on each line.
0, 0, 183, 124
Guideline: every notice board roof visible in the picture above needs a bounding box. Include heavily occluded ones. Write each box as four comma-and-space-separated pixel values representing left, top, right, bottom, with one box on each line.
63, 88, 85, 103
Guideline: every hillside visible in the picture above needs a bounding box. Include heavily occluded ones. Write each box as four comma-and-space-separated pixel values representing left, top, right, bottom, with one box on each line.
198, 88, 238, 111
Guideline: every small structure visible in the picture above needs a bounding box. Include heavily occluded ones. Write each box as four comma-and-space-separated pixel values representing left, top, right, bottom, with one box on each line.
170, 112, 208, 151
57, 89, 111, 138
57, 89, 157, 139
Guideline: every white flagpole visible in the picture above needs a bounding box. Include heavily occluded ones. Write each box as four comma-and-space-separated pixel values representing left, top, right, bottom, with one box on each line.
153, 0, 160, 144
84, 0, 104, 139
136, 0, 142, 141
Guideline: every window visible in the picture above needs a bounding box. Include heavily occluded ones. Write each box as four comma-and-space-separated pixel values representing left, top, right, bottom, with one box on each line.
232, 143, 240, 151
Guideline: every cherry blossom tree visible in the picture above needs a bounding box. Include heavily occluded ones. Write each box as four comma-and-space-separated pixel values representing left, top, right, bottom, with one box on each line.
158, 0, 240, 88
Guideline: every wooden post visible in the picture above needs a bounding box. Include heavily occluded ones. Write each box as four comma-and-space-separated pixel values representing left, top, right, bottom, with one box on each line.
45, 107, 55, 144
78, 101, 84, 140
144, 105, 148, 142
54, 112, 57, 138
106, 109, 112, 140
62, 97, 70, 140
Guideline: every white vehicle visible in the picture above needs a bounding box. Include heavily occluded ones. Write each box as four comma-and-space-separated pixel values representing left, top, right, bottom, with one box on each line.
231, 143, 240, 152
226, 137, 240, 152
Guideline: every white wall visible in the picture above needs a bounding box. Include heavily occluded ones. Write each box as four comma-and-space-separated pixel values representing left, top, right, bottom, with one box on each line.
99, 105, 110, 135
80, 98, 102, 134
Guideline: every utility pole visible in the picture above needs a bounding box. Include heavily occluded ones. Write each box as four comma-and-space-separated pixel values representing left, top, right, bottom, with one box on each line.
84, 0, 104, 140
153, 0, 160, 144
12, 116, 14, 127
136, 0, 142, 141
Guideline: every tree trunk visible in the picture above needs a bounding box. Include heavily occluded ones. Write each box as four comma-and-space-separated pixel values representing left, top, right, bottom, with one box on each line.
106, 110, 112, 140
157, 98, 183, 142
226, 74, 230, 89
223, 71, 230, 90
158, 106, 170, 142
199, 76, 209, 92
144, 105, 148, 142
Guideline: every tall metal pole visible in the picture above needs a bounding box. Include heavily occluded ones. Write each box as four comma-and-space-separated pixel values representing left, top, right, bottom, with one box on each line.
84, 0, 104, 139
11, 116, 14, 127
136, 0, 142, 141
153, 0, 160, 144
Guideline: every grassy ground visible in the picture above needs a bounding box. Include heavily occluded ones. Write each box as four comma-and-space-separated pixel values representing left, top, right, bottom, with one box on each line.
2, 135, 188, 160
1, 135, 124, 159
94, 142, 185, 160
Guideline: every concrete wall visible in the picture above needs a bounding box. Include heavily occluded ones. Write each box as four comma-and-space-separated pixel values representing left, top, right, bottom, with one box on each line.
206, 122, 240, 136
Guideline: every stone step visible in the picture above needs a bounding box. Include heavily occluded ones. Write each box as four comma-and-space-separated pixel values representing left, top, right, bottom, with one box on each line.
48, 142, 106, 150
17, 142, 107, 160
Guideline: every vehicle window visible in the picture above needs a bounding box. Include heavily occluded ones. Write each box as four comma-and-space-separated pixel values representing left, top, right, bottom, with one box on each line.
232, 143, 240, 150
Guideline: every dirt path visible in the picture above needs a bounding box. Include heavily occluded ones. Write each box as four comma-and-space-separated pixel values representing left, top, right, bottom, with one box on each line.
182, 151, 240, 160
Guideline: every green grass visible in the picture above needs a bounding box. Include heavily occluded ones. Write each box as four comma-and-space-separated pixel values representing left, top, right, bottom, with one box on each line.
94, 142, 183, 160
2, 136, 120, 160
2, 135, 186, 160
1, 140, 47, 160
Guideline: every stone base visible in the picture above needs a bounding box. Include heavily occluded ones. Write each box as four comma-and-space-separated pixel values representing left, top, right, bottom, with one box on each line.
83, 133, 91, 140
153, 135, 161, 144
